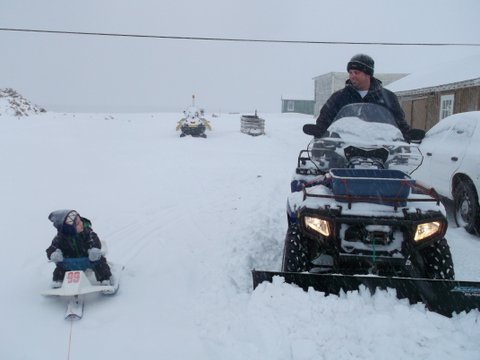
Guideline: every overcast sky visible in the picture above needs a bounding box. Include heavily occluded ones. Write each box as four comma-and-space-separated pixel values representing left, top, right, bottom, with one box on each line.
1, 0, 480, 113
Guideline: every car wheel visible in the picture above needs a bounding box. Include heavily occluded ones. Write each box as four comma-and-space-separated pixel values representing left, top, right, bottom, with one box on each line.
281, 224, 309, 272
453, 179, 480, 235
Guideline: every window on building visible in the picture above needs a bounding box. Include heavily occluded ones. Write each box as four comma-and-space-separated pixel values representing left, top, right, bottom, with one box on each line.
439, 94, 454, 120
287, 100, 294, 112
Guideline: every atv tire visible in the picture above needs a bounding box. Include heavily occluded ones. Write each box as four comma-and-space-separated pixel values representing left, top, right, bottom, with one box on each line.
420, 238, 455, 280
281, 224, 309, 272
453, 179, 480, 235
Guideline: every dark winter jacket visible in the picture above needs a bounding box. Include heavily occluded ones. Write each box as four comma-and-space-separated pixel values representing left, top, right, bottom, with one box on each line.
316, 77, 410, 137
46, 217, 102, 259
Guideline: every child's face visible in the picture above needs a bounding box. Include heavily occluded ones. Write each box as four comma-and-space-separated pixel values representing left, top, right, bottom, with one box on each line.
74, 216, 84, 233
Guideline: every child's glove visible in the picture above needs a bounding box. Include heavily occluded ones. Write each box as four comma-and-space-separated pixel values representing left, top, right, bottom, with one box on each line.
50, 249, 64, 263
88, 247, 103, 262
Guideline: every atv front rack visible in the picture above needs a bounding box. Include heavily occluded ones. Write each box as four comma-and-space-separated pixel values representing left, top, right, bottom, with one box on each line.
303, 181, 442, 210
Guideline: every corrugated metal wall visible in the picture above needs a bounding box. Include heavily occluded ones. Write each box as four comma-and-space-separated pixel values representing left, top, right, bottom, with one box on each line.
398, 85, 480, 131
457, 87, 480, 112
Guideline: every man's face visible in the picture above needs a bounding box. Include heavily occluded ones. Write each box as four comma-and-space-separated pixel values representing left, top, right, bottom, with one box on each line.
348, 69, 371, 91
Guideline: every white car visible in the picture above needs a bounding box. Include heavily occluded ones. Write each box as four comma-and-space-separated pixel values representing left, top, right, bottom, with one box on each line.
412, 111, 480, 235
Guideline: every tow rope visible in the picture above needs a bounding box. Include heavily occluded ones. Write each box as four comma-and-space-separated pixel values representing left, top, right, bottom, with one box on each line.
67, 320, 75, 360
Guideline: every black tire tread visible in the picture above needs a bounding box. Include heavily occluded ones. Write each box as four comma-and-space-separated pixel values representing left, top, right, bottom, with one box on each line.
420, 238, 455, 280
453, 179, 480, 235
281, 225, 309, 272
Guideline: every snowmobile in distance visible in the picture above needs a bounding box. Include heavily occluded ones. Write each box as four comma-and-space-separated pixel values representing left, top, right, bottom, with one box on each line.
176, 99, 212, 138
252, 103, 480, 317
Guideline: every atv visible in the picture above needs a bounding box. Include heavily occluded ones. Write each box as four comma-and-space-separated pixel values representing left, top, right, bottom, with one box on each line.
284, 103, 453, 279
253, 103, 480, 316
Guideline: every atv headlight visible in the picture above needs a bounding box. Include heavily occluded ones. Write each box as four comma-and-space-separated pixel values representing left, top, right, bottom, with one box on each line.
414, 221, 442, 242
304, 216, 331, 237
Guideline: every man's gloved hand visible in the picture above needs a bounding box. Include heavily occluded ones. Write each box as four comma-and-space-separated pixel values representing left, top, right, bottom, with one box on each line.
88, 247, 103, 262
303, 124, 327, 138
404, 128, 425, 144
50, 249, 64, 263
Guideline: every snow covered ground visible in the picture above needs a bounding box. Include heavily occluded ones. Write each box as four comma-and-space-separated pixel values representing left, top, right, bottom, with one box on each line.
1, 111, 479, 359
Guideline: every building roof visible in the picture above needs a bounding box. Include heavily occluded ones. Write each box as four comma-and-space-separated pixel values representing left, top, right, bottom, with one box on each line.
387, 54, 480, 94
281, 95, 314, 101
313, 72, 408, 87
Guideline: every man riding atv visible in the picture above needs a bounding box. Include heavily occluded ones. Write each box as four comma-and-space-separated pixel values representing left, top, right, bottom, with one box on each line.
316, 53, 411, 140
252, 97, 480, 316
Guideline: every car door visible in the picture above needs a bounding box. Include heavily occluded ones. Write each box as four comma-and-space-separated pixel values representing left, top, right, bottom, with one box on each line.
426, 116, 476, 197
452, 115, 480, 194
414, 119, 453, 194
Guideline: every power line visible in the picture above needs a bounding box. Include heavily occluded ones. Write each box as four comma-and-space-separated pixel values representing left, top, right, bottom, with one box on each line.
1, 27, 479, 47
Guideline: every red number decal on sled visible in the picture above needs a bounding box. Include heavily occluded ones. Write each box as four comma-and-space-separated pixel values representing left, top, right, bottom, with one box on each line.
67, 271, 81, 283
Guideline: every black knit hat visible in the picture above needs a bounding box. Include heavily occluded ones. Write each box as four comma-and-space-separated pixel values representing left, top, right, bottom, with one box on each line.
347, 54, 374, 76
